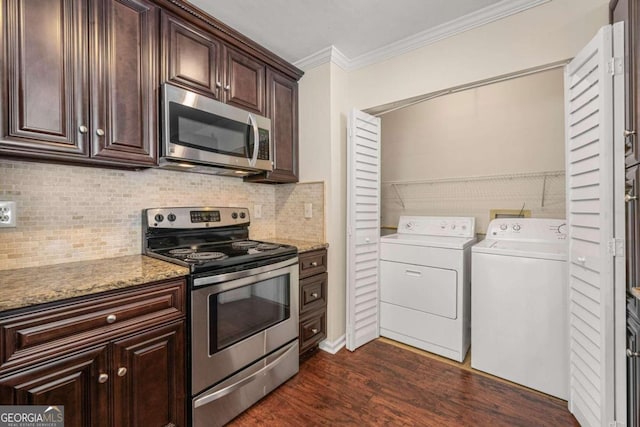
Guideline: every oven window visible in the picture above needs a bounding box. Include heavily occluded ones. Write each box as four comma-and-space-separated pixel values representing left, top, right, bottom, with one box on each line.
169, 101, 255, 158
209, 274, 290, 354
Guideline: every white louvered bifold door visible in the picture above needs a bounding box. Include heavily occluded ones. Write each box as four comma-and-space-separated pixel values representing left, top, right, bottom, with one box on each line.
346, 109, 381, 351
565, 23, 625, 427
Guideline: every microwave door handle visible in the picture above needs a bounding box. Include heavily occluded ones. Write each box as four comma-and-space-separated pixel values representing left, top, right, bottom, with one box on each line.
248, 113, 259, 168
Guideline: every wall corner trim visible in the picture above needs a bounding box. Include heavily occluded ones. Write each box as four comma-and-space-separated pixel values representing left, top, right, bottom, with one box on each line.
318, 334, 346, 354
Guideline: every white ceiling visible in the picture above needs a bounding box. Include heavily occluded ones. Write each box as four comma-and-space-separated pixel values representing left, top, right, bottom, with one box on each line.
187, 0, 548, 70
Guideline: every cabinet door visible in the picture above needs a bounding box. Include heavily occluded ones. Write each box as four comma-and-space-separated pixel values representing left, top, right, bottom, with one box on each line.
162, 11, 222, 99
223, 46, 265, 115
89, 0, 158, 165
0, 346, 109, 427
1, 0, 88, 157
112, 321, 185, 427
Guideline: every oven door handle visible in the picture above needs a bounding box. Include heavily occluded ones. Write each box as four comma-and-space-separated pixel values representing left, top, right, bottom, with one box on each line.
193, 340, 297, 408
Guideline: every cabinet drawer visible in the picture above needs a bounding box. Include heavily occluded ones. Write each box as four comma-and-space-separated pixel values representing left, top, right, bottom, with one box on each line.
299, 249, 327, 279
299, 310, 326, 353
0, 279, 186, 373
300, 273, 327, 314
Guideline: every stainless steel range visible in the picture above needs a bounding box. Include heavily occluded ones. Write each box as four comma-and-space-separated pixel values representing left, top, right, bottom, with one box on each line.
142, 206, 299, 427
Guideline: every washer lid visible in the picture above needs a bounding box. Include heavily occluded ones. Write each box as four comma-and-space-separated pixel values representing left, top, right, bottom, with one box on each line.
380, 233, 477, 249
472, 239, 567, 261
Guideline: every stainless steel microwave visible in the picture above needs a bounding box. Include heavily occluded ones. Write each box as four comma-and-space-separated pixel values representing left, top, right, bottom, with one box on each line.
159, 83, 272, 176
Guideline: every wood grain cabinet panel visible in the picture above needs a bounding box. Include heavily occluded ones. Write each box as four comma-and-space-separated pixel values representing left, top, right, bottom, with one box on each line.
0, 346, 110, 427
627, 164, 640, 288
0, 0, 158, 167
162, 11, 222, 98
113, 321, 185, 427
247, 68, 299, 183
224, 46, 266, 115
297, 249, 328, 356
0, 278, 187, 427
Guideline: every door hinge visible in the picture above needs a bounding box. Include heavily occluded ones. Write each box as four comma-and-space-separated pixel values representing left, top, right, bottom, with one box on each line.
608, 57, 623, 76
608, 238, 625, 256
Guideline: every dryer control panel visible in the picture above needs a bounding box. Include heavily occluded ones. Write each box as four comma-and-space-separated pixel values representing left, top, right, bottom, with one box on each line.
486, 218, 567, 241
397, 216, 475, 238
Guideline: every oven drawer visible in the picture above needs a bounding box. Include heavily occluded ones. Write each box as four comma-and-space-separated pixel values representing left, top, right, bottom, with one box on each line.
299, 309, 327, 353
0, 279, 186, 373
300, 272, 327, 314
299, 249, 327, 279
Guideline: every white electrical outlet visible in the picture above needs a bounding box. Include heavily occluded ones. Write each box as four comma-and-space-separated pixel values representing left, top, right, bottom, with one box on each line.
304, 203, 313, 219
254, 204, 262, 219
0, 201, 16, 228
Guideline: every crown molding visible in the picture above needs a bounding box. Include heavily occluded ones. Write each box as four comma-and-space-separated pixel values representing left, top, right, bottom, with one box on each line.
294, 0, 550, 72
294, 46, 349, 71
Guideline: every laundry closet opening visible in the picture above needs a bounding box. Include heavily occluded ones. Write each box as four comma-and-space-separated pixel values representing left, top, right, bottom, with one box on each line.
370, 64, 567, 237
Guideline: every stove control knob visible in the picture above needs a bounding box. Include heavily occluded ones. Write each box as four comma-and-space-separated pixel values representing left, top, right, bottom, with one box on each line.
167, 213, 176, 222
154, 214, 164, 223
240, 212, 246, 219
232, 212, 238, 219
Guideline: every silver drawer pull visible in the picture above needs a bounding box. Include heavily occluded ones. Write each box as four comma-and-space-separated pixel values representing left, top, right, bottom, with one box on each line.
224, 85, 230, 91
98, 373, 109, 383
215, 81, 222, 88
310, 261, 318, 267
79, 125, 88, 134
106, 314, 117, 324
311, 328, 319, 334
117, 367, 127, 377
96, 128, 105, 137
627, 349, 640, 358
311, 292, 318, 298
625, 129, 636, 137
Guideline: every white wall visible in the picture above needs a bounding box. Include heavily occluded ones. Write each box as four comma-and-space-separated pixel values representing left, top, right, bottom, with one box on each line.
297, 0, 610, 348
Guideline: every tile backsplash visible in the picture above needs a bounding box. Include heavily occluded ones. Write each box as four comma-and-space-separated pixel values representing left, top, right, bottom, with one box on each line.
0, 159, 324, 270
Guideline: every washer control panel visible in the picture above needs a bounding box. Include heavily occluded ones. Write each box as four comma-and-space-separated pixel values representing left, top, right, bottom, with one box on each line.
487, 218, 567, 241
397, 216, 475, 237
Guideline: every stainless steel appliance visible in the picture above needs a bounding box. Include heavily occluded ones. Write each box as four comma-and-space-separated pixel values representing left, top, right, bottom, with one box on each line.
160, 83, 272, 176
142, 207, 298, 427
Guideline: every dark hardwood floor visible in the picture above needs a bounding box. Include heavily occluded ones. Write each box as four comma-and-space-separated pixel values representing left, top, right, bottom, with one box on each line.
230, 339, 579, 426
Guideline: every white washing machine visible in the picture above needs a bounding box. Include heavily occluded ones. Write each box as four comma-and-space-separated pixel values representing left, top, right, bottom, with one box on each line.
471, 218, 568, 399
380, 216, 476, 362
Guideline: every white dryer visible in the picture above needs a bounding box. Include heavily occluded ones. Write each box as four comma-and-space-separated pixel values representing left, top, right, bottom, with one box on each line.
380, 216, 476, 362
471, 218, 568, 399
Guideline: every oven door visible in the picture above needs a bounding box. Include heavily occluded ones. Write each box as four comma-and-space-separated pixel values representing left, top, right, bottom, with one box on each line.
190, 257, 298, 395
162, 83, 272, 172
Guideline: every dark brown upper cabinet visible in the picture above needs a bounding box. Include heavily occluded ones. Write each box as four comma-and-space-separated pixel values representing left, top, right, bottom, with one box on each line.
0, 0, 158, 167
247, 68, 299, 183
162, 11, 266, 116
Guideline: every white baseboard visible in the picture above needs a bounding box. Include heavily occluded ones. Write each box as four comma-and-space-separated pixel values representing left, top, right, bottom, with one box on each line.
318, 334, 346, 354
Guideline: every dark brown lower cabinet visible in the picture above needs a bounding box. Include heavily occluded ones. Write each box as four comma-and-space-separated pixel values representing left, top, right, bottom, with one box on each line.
298, 249, 328, 355
0, 347, 109, 427
0, 279, 187, 427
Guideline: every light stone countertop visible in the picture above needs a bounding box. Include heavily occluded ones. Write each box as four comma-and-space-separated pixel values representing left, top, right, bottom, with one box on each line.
0, 255, 189, 313
266, 238, 328, 253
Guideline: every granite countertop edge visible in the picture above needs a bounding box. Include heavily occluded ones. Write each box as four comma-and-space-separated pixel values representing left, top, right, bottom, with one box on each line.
268, 238, 329, 253
0, 255, 189, 314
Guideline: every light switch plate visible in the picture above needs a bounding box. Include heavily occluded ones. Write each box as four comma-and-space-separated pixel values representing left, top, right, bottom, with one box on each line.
304, 203, 313, 219
0, 201, 16, 228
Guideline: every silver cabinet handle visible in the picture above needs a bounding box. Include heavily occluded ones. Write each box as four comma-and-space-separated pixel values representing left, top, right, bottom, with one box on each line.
215, 82, 222, 88
224, 85, 230, 91
625, 129, 636, 137
98, 373, 109, 383
106, 314, 117, 324
626, 193, 638, 202
96, 128, 105, 136
627, 349, 640, 358
310, 261, 318, 267
310, 292, 318, 298
311, 328, 319, 334
117, 367, 127, 377
79, 125, 88, 134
